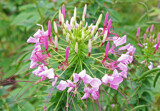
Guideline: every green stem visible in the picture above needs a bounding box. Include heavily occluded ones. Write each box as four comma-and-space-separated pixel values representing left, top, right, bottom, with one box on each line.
134, 68, 160, 81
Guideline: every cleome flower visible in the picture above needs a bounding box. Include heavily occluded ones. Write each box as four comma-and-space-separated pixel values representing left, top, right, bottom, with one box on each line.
26, 4, 136, 108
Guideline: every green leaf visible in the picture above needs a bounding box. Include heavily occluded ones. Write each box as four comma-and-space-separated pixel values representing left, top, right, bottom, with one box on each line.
153, 71, 160, 87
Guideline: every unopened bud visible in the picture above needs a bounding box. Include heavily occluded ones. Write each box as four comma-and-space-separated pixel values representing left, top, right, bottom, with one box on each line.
61, 14, 64, 24
94, 32, 99, 41
82, 4, 87, 21
59, 9, 62, 25
96, 14, 102, 27
88, 39, 92, 57
150, 24, 154, 32
75, 42, 78, 53
74, 7, 76, 23
55, 35, 58, 51
66, 33, 70, 43
53, 21, 58, 33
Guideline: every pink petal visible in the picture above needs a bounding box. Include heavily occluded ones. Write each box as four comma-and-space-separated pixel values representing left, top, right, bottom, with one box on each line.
114, 35, 126, 47
110, 84, 119, 90
112, 69, 119, 77
117, 62, 128, 71
91, 91, 99, 100
67, 87, 74, 93
29, 61, 38, 69
118, 43, 131, 50
57, 80, 68, 91
67, 80, 75, 87
82, 74, 93, 84
109, 76, 123, 85
81, 93, 90, 100
78, 69, 86, 78
27, 37, 37, 43
148, 62, 153, 70
46, 68, 55, 79
90, 78, 101, 88
73, 73, 79, 83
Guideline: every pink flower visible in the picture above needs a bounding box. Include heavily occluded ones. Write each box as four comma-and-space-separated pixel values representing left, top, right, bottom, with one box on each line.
73, 73, 79, 83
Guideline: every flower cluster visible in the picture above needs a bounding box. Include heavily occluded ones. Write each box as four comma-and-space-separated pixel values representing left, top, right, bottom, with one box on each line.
136, 25, 160, 70
27, 4, 136, 101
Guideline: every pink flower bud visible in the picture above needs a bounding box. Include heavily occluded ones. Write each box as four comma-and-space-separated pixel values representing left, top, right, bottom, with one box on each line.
104, 12, 109, 28
136, 27, 140, 37
137, 43, 143, 47
154, 40, 160, 54
107, 19, 112, 33
83, 4, 87, 17
48, 20, 52, 43
62, 4, 65, 19
146, 27, 149, 33
144, 33, 146, 40
105, 41, 109, 57
150, 24, 154, 32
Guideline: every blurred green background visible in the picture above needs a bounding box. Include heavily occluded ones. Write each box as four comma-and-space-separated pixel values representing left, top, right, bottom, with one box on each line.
0, 0, 160, 110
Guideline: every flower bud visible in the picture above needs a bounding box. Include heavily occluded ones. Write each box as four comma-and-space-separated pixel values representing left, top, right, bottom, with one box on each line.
93, 32, 99, 41
53, 21, 58, 33
75, 42, 78, 54
59, 9, 62, 25
61, 14, 64, 24
136, 27, 140, 37
74, 7, 76, 23
66, 33, 70, 43
150, 24, 154, 32
82, 4, 87, 21
55, 35, 58, 51
88, 39, 92, 57
96, 14, 102, 27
